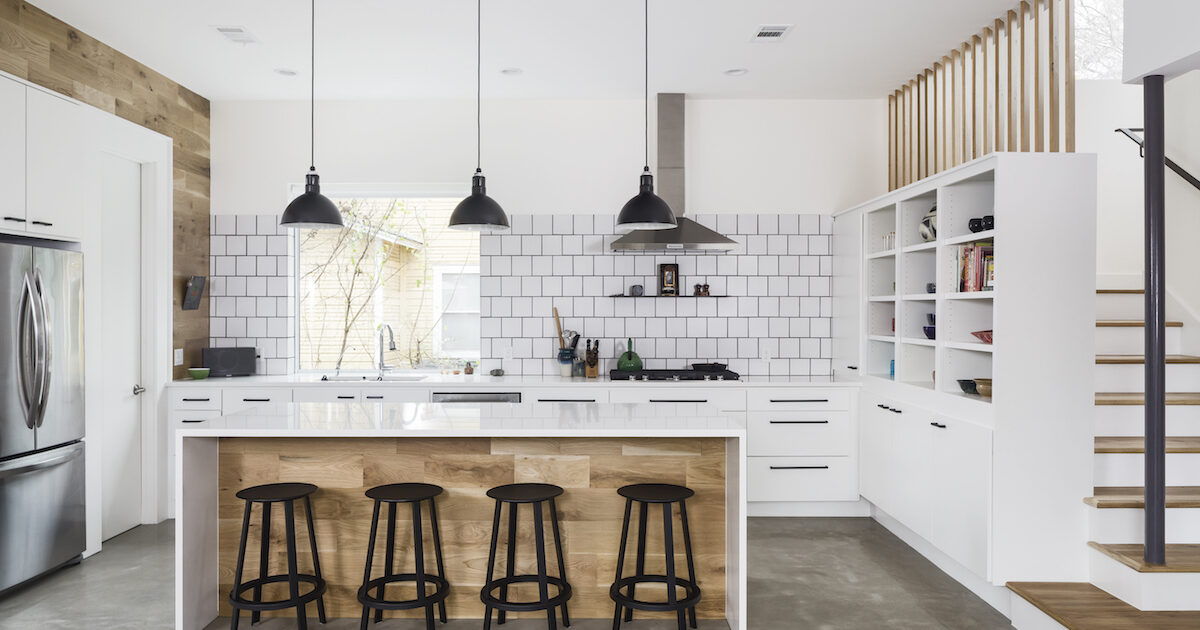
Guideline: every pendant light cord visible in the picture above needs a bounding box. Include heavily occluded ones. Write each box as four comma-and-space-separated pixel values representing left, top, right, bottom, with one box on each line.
476, 0, 482, 174
314, 0, 319, 171
643, 0, 649, 171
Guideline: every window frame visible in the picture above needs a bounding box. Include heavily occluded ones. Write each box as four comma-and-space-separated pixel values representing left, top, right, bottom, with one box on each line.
432, 265, 482, 361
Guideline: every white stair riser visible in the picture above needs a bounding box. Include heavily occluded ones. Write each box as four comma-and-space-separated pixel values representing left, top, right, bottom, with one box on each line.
1095, 363, 1200, 392
1096, 294, 1147, 320
1096, 326, 1182, 355
1088, 507, 1200, 544
1089, 547, 1200, 610
1010, 595, 1069, 630
1094, 453, 1200, 486
1093, 406, 1200, 437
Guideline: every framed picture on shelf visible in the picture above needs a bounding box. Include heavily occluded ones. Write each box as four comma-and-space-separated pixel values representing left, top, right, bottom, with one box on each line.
658, 263, 679, 296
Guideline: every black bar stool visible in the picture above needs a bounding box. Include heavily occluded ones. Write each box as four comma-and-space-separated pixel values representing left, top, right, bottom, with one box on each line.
229, 482, 327, 630
358, 483, 450, 630
610, 483, 700, 630
481, 483, 572, 629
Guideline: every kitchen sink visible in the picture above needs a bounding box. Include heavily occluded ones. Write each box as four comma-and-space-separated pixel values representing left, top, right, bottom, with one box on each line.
320, 374, 428, 382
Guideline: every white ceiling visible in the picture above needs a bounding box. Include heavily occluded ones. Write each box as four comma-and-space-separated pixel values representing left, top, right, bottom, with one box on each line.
34, 0, 1016, 101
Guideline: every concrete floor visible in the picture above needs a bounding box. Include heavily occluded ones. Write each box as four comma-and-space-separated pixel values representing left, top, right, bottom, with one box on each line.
0, 518, 1011, 629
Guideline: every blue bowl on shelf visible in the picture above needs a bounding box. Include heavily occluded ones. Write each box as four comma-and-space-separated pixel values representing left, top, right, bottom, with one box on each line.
922, 326, 936, 340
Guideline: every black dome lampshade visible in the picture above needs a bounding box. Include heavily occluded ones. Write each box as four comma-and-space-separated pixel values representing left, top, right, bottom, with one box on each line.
448, 170, 509, 232
616, 167, 676, 232
448, 0, 510, 232
281, 170, 343, 229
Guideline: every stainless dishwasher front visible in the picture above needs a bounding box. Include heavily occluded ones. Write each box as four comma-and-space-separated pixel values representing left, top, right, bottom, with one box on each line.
430, 391, 522, 403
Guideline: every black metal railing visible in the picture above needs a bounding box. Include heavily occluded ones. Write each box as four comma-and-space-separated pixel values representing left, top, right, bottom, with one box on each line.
1116, 127, 1200, 193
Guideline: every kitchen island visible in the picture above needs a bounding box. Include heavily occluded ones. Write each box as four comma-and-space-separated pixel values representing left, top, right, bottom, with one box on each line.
175, 401, 746, 630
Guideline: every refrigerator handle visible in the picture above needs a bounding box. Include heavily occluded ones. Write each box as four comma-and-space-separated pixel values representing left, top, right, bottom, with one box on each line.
15, 273, 36, 428
32, 270, 51, 429
0, 442, 83, 480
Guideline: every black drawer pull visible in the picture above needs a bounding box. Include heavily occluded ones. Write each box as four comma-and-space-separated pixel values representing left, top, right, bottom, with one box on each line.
889, 408, 902, 414
649, 399, 707, 403
876, 403, 890, 410
242, 398, 270, 402
539, 398, 596, 403
770, 399, 829, 403
769, 465, 830, 470
181, 419, 206, 424
930, 422, 947, 428
365, 395, 384, 400
847, 365, 858, 370
3, 216, 25, 223
769, 420, 830, 424
181, 398, 211, 402
337, 395, 356, 400
30, 220, 52, 227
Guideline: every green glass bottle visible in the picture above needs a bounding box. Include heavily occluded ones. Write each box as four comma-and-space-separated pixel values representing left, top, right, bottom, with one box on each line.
616, 338, 643, 372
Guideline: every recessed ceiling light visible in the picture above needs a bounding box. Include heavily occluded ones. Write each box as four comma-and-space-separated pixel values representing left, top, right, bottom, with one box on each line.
724, 68, 748, 76
500, 67, 523, 76
275, 68, 298, 77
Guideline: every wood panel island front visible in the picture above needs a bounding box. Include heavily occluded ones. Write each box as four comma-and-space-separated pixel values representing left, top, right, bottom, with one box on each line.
175, 401, 747, 630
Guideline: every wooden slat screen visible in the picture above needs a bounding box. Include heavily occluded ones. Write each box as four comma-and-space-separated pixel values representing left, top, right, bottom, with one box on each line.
887, 0, 1074, 189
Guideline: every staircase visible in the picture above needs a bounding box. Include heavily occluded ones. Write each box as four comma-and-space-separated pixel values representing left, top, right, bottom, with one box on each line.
1009, 289, 1200, 627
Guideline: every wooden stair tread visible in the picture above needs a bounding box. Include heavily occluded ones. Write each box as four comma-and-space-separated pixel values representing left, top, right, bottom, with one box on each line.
1008, 582, 1200, 629
1088, 542, 1200, 572
1097, 289, 1145, 294
1084, 486, 1200, 508
1096, 319, 1183, 327
1095, 436, 1200, 453
1095, 392, 1200, 406
1096, 354, 1200, 364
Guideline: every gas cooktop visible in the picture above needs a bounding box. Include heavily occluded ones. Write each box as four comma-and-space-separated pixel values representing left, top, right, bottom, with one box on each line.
609, 368, 741, 382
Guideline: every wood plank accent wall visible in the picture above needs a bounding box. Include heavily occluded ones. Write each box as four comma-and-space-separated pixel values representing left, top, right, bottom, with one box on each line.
0, 0, 210, 378
217, 437, 727, 620
887, 0, 1074, 190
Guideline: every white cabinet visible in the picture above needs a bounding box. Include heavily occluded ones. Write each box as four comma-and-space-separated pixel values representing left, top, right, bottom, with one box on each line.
928, 416, 992, 577
294, 387, 361, 403
745, 387, 857, 503
609, 387, 746, 411
0, 77, 24, 228
222, 388, 293, 415
746, 411, 851, 457
360, 388, 430, 403
25, 88, 84, 241
832, 208, 862, 376
747, 456, 858, 502
525, 388, 610, 403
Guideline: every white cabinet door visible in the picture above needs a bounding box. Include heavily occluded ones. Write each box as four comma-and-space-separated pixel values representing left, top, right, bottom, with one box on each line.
609, 387, 746, 411
747, 411, 852, 457
360, 388, 429, 403
26, 88, 84, 241
222, 388, 293, 415
880, 398, 933, 540
928, 416, 992, 578
294, 387, 361, 403
747, 456, 858, 502
0, 77, 24, 230
832, 209, 862, 376
524, 388, 610, 403
858, 395, 891, 506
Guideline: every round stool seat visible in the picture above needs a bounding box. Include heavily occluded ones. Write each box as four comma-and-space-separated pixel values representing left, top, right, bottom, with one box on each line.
486, 482, 564, 503
617, 483, 695, 503
235, 482, 318, 503
365, 482, 443, 503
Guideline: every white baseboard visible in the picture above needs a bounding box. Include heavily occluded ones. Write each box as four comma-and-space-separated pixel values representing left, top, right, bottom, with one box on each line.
871, 506, 1013, 618
747, 500, 871, 517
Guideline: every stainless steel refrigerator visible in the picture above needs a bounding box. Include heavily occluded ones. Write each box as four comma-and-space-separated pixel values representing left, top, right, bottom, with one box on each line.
0, 235, 84, 594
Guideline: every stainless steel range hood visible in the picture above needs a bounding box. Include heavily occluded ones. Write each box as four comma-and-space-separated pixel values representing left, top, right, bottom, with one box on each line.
611, 93, 737, 252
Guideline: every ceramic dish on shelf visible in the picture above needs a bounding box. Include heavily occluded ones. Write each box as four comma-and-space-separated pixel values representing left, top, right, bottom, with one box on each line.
970, 329, 993, 344
974, 378, 993, 397
926, 313, 936, 326
956, 379, 977, 394
922, 325, 936, 340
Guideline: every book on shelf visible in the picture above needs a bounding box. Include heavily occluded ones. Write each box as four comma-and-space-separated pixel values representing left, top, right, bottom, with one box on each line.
955, 242, 994, 292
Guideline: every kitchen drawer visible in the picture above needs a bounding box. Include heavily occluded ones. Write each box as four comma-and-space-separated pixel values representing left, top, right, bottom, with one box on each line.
294, 388, 361, 403
169, 388, 222, 410
222, 388, 293, 415
166, 410, 224, 459
748, 388, 850, 411
747, 456, 858, 502
747, 411, 852, 457
609, 388, 746, 411
525, 388, 609, 403
360, 388, 430, 403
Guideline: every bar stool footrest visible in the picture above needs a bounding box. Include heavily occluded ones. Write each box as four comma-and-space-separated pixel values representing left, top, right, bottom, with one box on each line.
357, 573, 450, 610
481, 575, 573, 612
610, 575, 701, 612
230, 574, 327, 611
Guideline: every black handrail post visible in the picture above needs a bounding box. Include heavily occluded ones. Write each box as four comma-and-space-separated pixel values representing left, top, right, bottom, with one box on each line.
1143, 74, 1167, 566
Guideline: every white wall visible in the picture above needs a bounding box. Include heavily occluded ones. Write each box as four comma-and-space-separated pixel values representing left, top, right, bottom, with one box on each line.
1164, 71, 1200, 336
211, 97, 887, 217
1123, 0, 1200, 82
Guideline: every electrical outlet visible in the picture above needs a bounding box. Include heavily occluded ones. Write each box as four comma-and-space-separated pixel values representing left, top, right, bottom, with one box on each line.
174, 348, 184, 366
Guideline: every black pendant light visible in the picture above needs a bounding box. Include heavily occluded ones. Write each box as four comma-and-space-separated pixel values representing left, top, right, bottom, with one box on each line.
616, 0, 676, 233
280, 0, 343, 230
448, 0, 510, 232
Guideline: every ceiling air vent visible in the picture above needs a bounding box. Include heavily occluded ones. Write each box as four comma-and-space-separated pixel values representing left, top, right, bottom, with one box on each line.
754, 25, 792, 41
214, 26, 257, 45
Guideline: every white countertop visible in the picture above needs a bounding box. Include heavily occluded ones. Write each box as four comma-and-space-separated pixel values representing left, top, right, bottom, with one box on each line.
168, 372, 860, 388
177, 401, 746, 438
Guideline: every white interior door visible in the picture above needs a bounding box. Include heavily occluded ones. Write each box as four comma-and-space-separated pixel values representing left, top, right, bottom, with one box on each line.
100, 154, 143, 540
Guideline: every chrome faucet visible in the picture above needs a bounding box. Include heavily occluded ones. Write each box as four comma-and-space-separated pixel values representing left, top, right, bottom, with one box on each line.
377, 324, 396, 379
